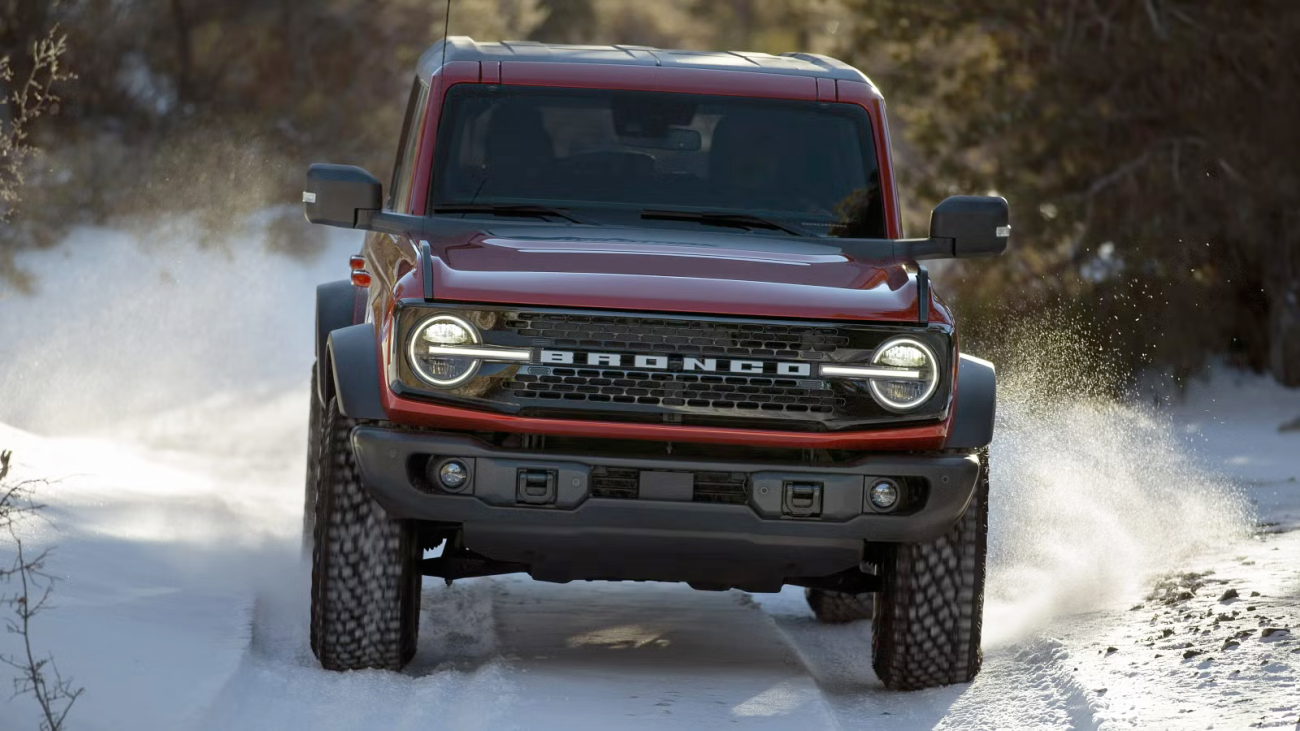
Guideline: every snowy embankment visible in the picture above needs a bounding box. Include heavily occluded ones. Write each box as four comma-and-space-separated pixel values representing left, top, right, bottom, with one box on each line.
0, 226, 1296, 730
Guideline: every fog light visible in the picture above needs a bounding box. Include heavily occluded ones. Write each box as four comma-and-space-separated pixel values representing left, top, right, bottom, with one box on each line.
435, 459, 470, 492
868, 479, 900, 511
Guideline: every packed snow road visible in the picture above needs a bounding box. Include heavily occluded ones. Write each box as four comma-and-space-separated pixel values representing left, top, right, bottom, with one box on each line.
0, 228, 1296, 730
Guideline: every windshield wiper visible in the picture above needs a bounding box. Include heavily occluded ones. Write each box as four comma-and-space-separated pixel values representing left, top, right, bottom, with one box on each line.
433, 204, 586, 225
640, 209, 807, 237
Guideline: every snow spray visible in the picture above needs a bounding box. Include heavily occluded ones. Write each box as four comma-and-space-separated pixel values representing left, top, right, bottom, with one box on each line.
977, 323, 1251, 647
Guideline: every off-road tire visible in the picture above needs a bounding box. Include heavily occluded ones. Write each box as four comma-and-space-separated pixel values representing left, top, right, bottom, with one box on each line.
806, 587, 874, 623
303, 365, 321, 549
871, 450, 989, 690
309, 396, 421, 671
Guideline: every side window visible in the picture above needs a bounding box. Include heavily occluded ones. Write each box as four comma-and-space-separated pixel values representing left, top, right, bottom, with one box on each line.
388, 77, 430, 212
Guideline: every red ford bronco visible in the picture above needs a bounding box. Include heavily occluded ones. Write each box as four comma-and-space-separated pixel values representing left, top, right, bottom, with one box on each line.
302, 37, 1006, 691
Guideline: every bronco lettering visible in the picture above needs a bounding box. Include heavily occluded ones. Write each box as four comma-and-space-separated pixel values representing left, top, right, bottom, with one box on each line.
540, 350, 811, 375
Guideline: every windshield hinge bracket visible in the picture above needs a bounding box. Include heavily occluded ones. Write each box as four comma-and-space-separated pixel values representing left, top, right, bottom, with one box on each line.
917, 266, 930, 326
420, 240, 435, 301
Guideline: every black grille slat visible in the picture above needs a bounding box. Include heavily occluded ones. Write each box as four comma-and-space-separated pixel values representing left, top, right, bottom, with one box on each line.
507, 366, 842, 414
513, 312, 847, 357
590, 468, 749, 505
692, 472, 748, 505
590, 466, 638, 499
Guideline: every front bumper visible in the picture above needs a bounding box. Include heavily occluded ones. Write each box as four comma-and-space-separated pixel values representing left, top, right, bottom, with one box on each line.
352, 427, 980, 591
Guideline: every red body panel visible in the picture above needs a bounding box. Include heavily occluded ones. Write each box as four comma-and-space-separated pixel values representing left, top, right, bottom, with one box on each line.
372, 57, 951, 449
380, 383, 950, 450
408, 61, 479, 216
838, 80, 904, 238
501, 62, 819, 100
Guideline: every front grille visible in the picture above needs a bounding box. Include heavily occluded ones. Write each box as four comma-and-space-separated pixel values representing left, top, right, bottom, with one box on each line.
505, 367, 839, 413
506, 312, 849, 360
589, 467, 749, 505
502, 312, 847, 416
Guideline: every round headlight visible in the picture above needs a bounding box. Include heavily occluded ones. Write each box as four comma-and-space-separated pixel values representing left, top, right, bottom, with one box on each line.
868, 337, 939, 411
408, 314, 481, 387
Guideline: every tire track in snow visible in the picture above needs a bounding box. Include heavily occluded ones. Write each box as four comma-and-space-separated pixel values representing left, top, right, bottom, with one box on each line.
773, 622, 1105, 730
755, 587, 1107, 730
935, 640, 1105, 731
757, 590, 967, 730
197, 573, 518, 731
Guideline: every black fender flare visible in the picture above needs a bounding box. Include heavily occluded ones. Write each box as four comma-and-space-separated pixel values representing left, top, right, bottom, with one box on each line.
326, 323, 388, 421
315, 280, 364, 405
946, 354, 996, 450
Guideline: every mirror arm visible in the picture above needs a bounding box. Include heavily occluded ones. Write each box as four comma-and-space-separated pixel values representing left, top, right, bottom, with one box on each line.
356, 209, 428, 235
354, 210, 506, 239
906, 237, 957, 261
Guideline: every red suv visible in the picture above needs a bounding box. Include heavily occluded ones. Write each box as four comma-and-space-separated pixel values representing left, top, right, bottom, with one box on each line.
302, 37, 1007, 691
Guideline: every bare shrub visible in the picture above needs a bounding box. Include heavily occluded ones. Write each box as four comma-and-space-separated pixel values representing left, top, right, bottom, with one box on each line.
1, 27, 73, 293
0, 450, 83, 731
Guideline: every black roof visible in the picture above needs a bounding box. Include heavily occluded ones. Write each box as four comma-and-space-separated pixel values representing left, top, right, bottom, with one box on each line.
417, 37, 876, 88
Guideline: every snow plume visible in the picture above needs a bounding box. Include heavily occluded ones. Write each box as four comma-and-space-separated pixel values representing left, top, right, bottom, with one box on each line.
978, 324, 1252, 647
0, 223, 361, 438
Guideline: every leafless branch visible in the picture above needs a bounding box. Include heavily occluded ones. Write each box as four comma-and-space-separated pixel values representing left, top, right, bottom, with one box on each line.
1217, 157, 1247, 185
1, 26, 74, 223
1166, 5, 1207, 33
1143, 0, 1168, 40
1086, 150, 1153, 198
0, 450, 83, 730
1081, 0, 1116, 49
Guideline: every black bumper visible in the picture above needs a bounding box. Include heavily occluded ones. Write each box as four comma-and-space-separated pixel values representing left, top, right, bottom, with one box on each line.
352, 427, 981, 591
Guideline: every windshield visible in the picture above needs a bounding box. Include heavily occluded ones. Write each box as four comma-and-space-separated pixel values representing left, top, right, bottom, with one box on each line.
430, 85, 885, 238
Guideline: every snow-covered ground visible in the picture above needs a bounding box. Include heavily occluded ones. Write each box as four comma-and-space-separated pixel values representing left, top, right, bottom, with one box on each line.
0, 228, 1296, 730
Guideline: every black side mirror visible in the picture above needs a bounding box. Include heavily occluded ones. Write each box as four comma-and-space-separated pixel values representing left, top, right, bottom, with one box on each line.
304, 164, 382, 229
928, 195, 1010, 258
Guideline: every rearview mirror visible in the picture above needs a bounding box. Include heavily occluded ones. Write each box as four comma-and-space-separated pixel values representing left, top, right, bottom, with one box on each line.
928, 195, 1010, 258
620, 128, 702, 152
303, 164, 382, 229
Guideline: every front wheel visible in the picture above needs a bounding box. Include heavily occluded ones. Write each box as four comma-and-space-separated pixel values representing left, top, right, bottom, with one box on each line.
805, 586, 874, 623
871, 450, 989, 690
309, 395, 421, 671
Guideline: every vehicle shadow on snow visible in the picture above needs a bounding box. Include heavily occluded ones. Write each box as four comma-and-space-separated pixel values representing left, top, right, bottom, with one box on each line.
250, 569, 880, 682
478, 577, 808, 672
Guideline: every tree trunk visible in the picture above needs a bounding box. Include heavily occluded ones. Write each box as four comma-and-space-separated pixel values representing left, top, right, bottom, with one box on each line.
170, 0, 192, 103
1267, 218, 1300, 386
